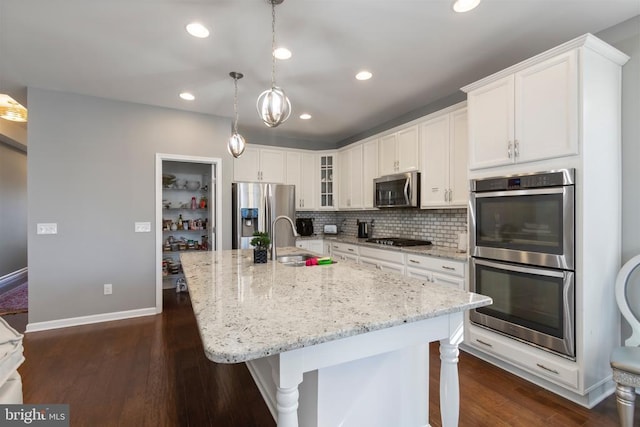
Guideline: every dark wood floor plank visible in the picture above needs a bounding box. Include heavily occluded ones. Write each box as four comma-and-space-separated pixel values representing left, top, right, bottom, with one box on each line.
12, 290, 634, 426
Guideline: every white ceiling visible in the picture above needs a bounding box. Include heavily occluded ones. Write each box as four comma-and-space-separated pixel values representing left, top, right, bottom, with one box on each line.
1, 0, 638, 145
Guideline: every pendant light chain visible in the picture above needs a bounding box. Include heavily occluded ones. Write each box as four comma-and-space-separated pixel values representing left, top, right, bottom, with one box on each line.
233, 75, 239, 135
270, 0, 277, 88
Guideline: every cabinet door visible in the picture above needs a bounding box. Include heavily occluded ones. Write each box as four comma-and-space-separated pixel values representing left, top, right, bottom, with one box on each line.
319, 154, 335, 208
260, 149, 286, 183
300, 153, 317, 210
421, 114, 449, 207
515, 50, 578, 163
397, 125, 420, 172
349, 145, 363, 209
406, 267, 432, 281
449, 108, 469, 206
337, 150, 351, 208
307, 240, 325, 255
285, 151, 302, 208
233, 147, 261, 182
432, 272, 464, 290
362, 139, 378, 208
378, 134, 397, 176
468, 75, 515, 170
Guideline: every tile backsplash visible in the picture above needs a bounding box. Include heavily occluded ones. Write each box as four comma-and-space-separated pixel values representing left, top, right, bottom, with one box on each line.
296, 208, 468, 248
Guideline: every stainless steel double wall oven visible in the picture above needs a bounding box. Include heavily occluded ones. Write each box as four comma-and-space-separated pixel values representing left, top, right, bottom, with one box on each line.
469, 169, 576, 359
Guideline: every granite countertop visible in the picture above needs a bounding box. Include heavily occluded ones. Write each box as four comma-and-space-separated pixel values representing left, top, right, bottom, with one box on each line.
181, 248, 491, 364
298, 234, 468, 262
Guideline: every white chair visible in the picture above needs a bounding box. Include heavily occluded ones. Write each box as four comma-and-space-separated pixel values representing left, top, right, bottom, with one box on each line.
610, 254, 640, 427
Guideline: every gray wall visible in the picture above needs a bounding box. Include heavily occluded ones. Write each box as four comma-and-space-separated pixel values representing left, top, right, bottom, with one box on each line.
597, 16, 640, 337
597, 16, 640, 264
0, 142, 27, 278
27, 88, 234, 323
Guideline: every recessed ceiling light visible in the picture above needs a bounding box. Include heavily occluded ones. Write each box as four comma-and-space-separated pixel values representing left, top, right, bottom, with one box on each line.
179, 92, 195, 101
300, 113, 312, 120
186, 22, 210, 38
355, 71, 372, 81
453, 0, 481, 13
273, 47, 292, 60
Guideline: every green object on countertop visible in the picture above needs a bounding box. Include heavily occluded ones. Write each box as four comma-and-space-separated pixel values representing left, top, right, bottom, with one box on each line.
317, 257, 332, 265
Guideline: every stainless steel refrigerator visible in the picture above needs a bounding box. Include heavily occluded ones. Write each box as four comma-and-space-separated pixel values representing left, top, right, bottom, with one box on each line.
232, 183, 296, 250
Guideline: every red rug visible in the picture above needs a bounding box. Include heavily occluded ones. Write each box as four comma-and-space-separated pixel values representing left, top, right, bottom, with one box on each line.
0, 282, 28, 316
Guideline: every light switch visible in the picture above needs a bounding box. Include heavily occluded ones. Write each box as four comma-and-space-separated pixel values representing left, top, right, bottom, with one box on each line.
135, 222, 151, 233
37, 223, 58, 235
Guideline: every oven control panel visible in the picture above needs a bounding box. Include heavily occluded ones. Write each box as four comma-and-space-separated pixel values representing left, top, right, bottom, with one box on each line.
472, 169, 575, 192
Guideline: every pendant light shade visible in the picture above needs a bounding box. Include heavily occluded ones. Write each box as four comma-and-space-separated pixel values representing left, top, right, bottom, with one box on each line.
228, 71, 246, 158
257, 0, 291, 128
257, 86, 291, 128
228, 132, 246, 158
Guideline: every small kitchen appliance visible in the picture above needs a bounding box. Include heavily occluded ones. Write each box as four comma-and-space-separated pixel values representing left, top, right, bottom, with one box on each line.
295, 218, 314, 236
357, 220, 369, 238
323, 224, 338, 235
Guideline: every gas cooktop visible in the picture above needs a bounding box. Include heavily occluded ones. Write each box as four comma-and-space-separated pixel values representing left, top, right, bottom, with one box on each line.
365, 237, 432, 247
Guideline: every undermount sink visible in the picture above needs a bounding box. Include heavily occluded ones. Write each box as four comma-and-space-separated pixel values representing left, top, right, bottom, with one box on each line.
277, 254, 314, 266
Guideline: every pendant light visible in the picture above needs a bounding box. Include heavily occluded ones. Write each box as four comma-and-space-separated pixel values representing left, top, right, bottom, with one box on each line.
256, 0, 291, 128
228, 72, 246, 158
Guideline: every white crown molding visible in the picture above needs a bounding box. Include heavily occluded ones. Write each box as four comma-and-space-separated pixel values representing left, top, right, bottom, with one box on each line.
461, 33, 630, 93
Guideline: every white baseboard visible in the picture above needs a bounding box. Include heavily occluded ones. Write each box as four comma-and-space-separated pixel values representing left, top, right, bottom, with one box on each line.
0, 268, 27, 292
25, 307, 157, 333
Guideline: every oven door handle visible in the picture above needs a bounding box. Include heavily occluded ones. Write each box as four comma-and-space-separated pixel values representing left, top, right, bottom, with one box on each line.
472, 258, 567, 278
473, 187, 567, 198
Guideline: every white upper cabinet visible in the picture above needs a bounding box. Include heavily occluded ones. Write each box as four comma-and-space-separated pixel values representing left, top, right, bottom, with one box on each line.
378, 125, 420, 175
286, 151, 318, 211
338, 144, 363, 209
362, 139, 378, 208
234, 147, 286, 183
421, 106, 468, 208
300, 153, 318, 210
515, 51, 578, 163
466, 50, 578, 170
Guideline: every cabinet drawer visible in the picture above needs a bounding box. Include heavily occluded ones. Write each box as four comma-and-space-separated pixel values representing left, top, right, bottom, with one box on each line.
358, 246, 404, 264
405, 254, 465, 277
468, 325, 579, 389
330, 242, 359, 255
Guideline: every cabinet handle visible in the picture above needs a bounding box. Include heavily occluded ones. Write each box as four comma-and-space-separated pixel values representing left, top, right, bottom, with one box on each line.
348, 248, 355, 252
536, 363, 559, 375
476, 339, 493, 348
409, 259, 420, 264
507, 141, 513, 159
514, 140, 520, 158
442, 266, 455, 271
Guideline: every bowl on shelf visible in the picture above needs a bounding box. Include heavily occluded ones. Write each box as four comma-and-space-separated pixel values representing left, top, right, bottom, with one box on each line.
162, 174, 176, 187
185, 181, 200, 191
175, 178, 186, 189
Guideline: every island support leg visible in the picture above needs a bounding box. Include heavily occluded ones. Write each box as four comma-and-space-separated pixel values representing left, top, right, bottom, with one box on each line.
271, 354, 303, 427
439, 314, 464, 427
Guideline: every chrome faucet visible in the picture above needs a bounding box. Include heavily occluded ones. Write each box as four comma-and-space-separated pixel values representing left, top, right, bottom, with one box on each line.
271, 215, 299, 260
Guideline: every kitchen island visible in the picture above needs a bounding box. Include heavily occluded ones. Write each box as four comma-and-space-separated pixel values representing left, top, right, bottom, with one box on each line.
181, 248, 491, 427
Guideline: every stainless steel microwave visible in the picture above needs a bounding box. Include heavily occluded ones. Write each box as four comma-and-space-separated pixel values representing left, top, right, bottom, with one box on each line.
374, 172, 420, 208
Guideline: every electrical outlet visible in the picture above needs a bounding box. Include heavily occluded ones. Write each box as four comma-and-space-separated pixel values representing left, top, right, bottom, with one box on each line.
37, 223, 58, 235
104, 284, 112, 295
134, 222, 151, 232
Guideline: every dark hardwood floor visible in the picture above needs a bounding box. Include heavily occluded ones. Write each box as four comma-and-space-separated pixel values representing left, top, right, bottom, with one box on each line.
12, 290, 632, 426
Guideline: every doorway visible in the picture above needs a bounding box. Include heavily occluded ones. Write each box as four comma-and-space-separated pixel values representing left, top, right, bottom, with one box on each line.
155, 154, 221, 313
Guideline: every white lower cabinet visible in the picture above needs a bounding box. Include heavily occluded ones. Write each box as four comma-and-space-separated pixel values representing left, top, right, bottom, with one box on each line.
296, 239, 326, 255
358, 246, 405, 275
405, 253, 465, 290
329, 242, 359, 262
467, 324, 579, 389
